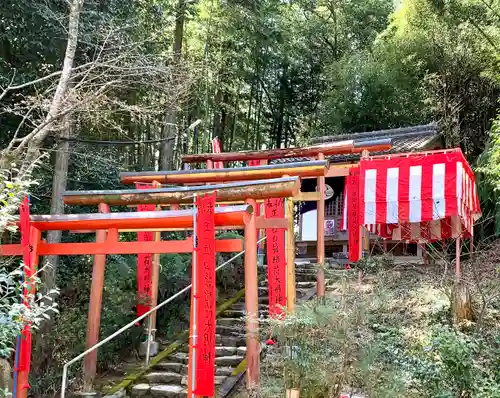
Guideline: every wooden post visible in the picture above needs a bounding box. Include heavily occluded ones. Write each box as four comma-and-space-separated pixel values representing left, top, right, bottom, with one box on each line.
83, 203, 110, 391
258, 159, 268, 267
286, 198, 296, 313
469, 229, 474, 258
244, 198, 259, 392
149, 181, 161, 342
358, 150, 369, 283
364, 227, 370, 253
316, 153, 326, 300
452, 236, 473, 322
16, 227, 41, 398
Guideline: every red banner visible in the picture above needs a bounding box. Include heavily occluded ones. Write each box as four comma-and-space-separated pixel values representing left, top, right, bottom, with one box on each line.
189, 193, 216, 396
348, 168, 361, 262
265, 198, 287, 317
18, 197, 33, 379
135, 183, 155, 317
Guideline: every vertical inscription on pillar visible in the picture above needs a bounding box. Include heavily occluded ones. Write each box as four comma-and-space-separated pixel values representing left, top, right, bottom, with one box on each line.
194, 192, 216, 396
135, 183, 155, 317
348, 168, 361, 262
265, 198, 287, 317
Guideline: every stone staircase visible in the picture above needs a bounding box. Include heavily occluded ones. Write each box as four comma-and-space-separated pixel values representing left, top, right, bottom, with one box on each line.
127, 262, 319, 397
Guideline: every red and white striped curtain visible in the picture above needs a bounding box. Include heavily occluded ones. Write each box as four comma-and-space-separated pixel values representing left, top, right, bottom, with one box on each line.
341, 149, 481, 243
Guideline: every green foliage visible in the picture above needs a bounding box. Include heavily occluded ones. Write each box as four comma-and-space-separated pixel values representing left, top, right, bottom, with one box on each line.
354, 254, 393, 274
477, 117, 500, 236
0, 166, 58, 361
261, 298, 361, 397
1, 0, 499, 394
0, 265, 58, 359
262, 265, 500, 398
478, 117, 500, 193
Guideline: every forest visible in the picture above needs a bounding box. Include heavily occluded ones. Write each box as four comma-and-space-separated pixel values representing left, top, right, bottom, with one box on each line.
0, 0, 499, 396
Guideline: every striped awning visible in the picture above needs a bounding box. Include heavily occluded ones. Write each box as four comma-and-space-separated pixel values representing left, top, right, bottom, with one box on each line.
341, 149, 481, 244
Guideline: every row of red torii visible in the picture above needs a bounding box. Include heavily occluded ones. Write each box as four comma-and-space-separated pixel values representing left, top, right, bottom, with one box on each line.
0, 138, 481, 398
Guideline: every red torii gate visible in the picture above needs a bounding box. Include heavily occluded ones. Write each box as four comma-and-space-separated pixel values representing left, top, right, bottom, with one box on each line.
117, 162, 329, 393
1, 177, 299, 398
2, 201, 250, 398
118, 161, 329, 311
62, 176, 301, 394
180, 139, 392, 300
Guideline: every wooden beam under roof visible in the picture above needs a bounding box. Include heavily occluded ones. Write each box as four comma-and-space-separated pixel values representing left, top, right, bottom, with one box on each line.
120, 160, 328, 185
63, 177, 301, 206
181, 139, 391, 163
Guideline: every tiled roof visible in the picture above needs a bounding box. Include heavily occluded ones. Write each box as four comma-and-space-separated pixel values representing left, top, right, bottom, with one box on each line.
271, 123, 442, 164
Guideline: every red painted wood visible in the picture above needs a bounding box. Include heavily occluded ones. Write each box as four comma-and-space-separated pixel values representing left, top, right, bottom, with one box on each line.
0, 239, 243, 256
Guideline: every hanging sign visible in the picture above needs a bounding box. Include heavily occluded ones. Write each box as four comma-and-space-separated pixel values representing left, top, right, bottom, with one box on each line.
18, 197, 33, 383
324, 184, 334, 200
135, 183, 155, 317
189, 192, 217, 396
348, 168, 361, 262
265, 198, 287, 317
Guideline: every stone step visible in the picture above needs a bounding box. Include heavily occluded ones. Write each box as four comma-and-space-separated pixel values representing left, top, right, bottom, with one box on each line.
216, 366, 235, 376
296, 281, 316, 289
216, 325, 244, 336
144, 371, 183, 384
131, 383, 186, 397
236, 346, 246, 356
219, 308, 269, 318
219, 309, 245, 318
295, 274, 317, 279
169, 352, 189, 364
172, 339, 245, 355
215, 346, 238, 356
154, 362, 187, 374
179, 375, 227, 386
217, 318, 245, 327
217, 334, 246, 347
215, 355, 245, 367
231, 303, 268, 311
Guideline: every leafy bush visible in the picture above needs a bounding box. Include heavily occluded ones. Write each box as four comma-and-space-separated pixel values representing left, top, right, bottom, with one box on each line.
260, 277, 371, 398
0, 265, 58, 359
354, 254, 393, 275
260, 265, 500, 398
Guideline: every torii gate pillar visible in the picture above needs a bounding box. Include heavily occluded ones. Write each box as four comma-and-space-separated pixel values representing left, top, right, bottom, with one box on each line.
244, 198, 259, 391
83, 203, 110, 391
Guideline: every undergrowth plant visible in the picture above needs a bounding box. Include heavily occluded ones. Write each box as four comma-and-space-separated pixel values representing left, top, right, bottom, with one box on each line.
0, 163, 58, 392
261, 260, 500, 398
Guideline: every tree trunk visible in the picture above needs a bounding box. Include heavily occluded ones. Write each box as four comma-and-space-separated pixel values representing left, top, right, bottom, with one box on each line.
10, 0, 84, 170
229, 89, 240, 151
276, 61, 288, 148
452, 281, 474, 324
212, 87, 224, 146
33, 115, 71, 372
255, 88, 263, 150
245, 81, 254, 150
160, 0, 186, 170
0, 359, 12, 393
